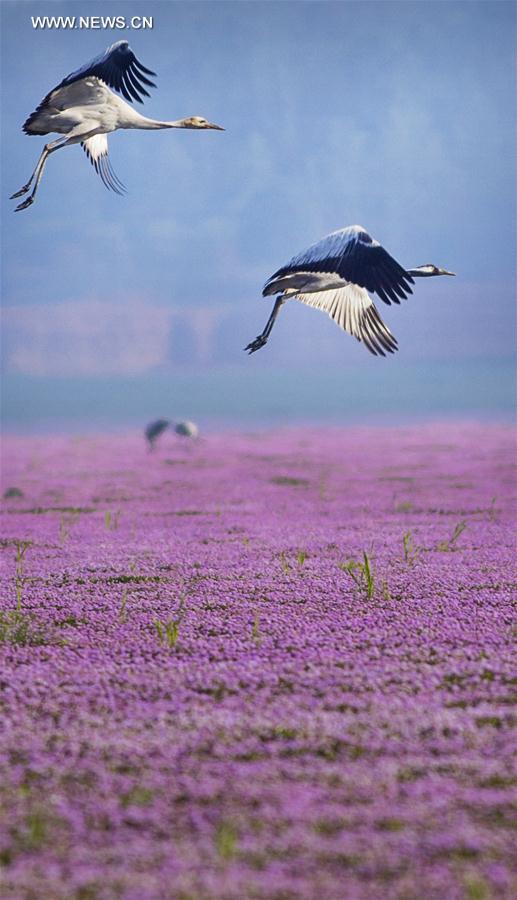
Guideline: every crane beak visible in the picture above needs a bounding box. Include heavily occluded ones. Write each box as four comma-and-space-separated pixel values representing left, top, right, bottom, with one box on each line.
206, 122, 225, 131
439, 268, 456, 276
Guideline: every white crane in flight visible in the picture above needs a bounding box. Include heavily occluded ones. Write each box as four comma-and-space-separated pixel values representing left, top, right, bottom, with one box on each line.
10, 40, 224, 211
245, 225, 455, 357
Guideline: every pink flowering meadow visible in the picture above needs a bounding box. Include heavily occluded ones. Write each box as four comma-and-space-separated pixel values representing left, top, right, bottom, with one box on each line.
0, 424, 515, 899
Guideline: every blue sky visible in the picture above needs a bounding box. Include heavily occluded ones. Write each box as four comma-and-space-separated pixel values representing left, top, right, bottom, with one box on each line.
1, 0, 515, 427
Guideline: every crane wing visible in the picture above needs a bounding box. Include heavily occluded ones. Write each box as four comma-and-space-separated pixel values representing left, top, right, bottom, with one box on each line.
269, 225, 414, 306
81, 135, 125, 194
294, 284, 398, 356
59, 40, 156, 103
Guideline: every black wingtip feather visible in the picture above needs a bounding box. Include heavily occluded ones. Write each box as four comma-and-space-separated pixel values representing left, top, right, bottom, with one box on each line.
57, 43, 157, 105
133, 60, 157, 77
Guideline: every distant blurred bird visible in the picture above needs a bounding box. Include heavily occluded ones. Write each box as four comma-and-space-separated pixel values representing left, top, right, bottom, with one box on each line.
11, 40, 224, 211
245, 225, 455, 357
3, 486, 24, 500
173, 421, 199, 440
145, 418, 170, 451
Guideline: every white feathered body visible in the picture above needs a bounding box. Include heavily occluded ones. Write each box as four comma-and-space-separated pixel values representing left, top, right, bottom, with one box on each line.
264, 270, 349, 296
24, 78, 155, 136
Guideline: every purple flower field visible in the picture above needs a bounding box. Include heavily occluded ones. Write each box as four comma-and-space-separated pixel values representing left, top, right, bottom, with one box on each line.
0, 424, 515, 899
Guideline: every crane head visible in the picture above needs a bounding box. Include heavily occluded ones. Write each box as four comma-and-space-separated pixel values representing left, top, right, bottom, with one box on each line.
420, 264, 456, 276
180, 116, 224, 130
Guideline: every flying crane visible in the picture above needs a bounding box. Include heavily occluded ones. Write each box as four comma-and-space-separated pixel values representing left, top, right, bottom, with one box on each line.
245, 225, 455, 357
11, 40, 224, 210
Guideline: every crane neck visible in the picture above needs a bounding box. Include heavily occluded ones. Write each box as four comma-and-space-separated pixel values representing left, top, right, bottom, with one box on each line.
406, 266, 444, 278
121, 109, 190, 130
406, 268, 430, 278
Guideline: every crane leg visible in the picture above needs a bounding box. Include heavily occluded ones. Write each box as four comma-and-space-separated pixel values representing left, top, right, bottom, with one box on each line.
244, 297, 285, 354
11, 127, 98, 211
10, 138, 67, 208
10, 150, 47, 198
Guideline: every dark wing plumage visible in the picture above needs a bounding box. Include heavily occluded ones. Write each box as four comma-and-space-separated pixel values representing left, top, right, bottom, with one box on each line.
359, 303, 399, 356
267, 226, 414, 306
145, 419, 170, 442
59, 40, 156, 103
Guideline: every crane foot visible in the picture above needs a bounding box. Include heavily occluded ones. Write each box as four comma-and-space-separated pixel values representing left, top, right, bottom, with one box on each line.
10, 185, 31, 199
14, 196, 35, 211
244, 335, 268, 354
